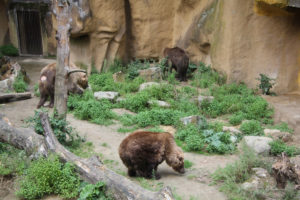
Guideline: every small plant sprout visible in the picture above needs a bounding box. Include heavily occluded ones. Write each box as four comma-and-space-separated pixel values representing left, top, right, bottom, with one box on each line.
257, 73, 275, 95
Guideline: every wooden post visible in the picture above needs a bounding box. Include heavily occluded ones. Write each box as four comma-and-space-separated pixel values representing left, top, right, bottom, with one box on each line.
53, 0, 71, 119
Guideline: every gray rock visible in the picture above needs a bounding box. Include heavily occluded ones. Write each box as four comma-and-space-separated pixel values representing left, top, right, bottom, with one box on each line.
116, 97, 125, 103
139, 82, 160, 91
264, 129, 292, 142
241, 168, 276, 191
148, 100, 170, 108
94, 91, 119, 101
198, 95, 214, 105
243, 136, 273, 155
138, 67, 162, 82
180, 116, 205, 126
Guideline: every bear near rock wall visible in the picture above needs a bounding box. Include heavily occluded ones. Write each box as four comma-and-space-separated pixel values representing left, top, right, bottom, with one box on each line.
67, 0, 300, 94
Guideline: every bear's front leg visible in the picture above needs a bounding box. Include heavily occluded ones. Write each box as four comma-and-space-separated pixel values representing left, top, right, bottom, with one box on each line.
127, 168, 136, 177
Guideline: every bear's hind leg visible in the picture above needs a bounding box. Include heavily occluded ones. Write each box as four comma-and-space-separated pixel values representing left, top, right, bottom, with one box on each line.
128, 168, 136, 177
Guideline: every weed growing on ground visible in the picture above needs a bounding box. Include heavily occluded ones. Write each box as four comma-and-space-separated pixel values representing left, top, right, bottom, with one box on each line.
127, 60, 149, 80
68, 91, 117, 125
184, 160, 193, 169
257, 73, 275, 95
136, 177, 164, 191
27, 109, 83, 147
34, 83, 40, 97
13, 73, 28, 93
201, 83, 274, 124
239, 120, 263, 136
269, 140, 300, 157
191, 62, 226, 88
0, 44, 19, 56
212, 145, 272, 200
78, 181, 112, 200
17, 155, 80, 200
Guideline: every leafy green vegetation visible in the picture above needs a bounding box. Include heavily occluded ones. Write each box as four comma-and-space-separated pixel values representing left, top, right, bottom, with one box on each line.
191, 62, 226, 88
239, 120, 263, 136
184, 160, 193, 169
13, 73, 28, 93
201, 83, 274, 124
127, 60, 149, 80
269, 140, 299, 157
257, 73, 275, 95
0, 44, 19, 56
27, 109, 83, 147
34, 83, 40, 97
68, 91, 117, 125
78, 181, 111, 200
17, 155, 80, 200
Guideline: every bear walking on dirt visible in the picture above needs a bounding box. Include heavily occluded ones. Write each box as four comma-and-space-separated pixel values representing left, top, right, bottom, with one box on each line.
37, 62, 88, 108
119, 131, 185, 179
163, 47, 189, 82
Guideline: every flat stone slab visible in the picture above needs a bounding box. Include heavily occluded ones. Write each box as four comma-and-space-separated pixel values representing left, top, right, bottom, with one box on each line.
139, 82, 160, 91
94, 91, 119, 101
198, 95, 214, 105
223, 126, 241, 134
148, 100, 170, 108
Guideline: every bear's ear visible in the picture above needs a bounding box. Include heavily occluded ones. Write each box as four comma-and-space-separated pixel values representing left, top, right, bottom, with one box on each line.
178, 156, 183, 162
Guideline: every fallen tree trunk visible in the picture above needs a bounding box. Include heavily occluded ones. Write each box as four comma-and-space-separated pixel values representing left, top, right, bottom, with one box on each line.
0, 113, 174, 200
0, 92, 32, 103
272, 153, 300, 189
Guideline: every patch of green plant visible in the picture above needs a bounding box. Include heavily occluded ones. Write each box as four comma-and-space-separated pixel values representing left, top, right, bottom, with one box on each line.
283, 182, 300, 200
68, 91, 117, 125
0, 44, 19, 56
78, 181, 112, 200
175, 123, 235, 154
257, 73, 275, 95
267, 122, 294, 134
269, 140, 299, 157
229, 112, 245, 126
191, 62, 226, 88
184, 160, 193, 169
17, 155, 80, 200
201, 83, 274, 124
167, 72, 180, 85
239, 120, 263, 136
127, 60, 149, 80
145, 126, 165, 132
0, 142, 29, 176
71, 142, 95, 158
27, 109, 83, 147
136, 177, 164, 191
212, 145, 272, 200
107, 58, 124, 73
34, 83, 40, 97
13, 73, 28, 93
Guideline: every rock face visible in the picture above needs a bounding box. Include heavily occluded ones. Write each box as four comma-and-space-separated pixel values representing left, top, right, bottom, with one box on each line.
243, 136, 273, 155
138, 67, 162, 82
139, 82, 160, 91
16, 0, 298, 94
264, 129, 292, 142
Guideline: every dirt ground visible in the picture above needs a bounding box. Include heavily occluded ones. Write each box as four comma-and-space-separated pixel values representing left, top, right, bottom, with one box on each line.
0, 57, 237, 200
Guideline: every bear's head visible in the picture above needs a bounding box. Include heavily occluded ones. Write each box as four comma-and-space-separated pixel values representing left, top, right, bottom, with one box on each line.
166, 148, 185, 174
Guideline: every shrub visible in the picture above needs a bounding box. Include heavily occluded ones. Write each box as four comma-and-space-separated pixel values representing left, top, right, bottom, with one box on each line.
120, 92, 150, 113
240, 120, 263, 136
184, 160, 193, 169
257, 73, 275, 95
68, 91, 117, 125
17, 155, 80, 200
13, 73, 28, 93
88, 73, 116, 92
27, 109, 83, 147
78, 181, 111, 200
269, 140, 299, 157
0, 44, 19, 56
229, 113, 245, 126
185, 134, 205, 151
127, 60, 149, 80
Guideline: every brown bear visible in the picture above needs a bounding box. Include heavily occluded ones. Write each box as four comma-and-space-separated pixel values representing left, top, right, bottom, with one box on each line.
37, 62, 88, 108
163, 47, 189, 82
119, 131, 185, 179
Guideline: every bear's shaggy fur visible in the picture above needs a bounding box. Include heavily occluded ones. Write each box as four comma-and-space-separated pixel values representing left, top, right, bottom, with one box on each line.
37, 62, 88, 108
119, 131, 185, 179
163, 47, 189, 82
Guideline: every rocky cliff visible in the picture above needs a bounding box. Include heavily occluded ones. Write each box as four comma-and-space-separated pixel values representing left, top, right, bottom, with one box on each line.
68, 0, 300, 94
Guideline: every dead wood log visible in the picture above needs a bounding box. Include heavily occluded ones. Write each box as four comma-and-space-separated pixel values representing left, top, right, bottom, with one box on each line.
272, 153, 300, 189
0, 92, 31, 103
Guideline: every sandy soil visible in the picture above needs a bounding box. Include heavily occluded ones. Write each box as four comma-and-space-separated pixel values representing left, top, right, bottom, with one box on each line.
0, 57, 239, 200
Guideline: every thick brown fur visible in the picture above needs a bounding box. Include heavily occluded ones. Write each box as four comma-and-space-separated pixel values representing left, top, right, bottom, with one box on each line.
119, 131, 185, 179
37, 62, 88, 108
163, 47, 189, 82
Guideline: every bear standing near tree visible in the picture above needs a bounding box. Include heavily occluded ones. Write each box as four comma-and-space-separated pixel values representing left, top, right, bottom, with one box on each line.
119, 131, 185, 179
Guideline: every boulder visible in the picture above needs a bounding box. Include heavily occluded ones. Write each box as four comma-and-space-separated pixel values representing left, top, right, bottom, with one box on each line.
139, 82, 160, 91
264, 129, 292, 142
243, 136, 273, 155
198, 95, 214, 105
148, 100, 170, 108
180, 116, 205, 126
241, 168, 276, 191
138, 67, 162, 82
94, 91, 119, 101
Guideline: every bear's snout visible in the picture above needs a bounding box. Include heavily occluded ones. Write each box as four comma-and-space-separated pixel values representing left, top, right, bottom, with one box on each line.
179, 168, 185, 174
